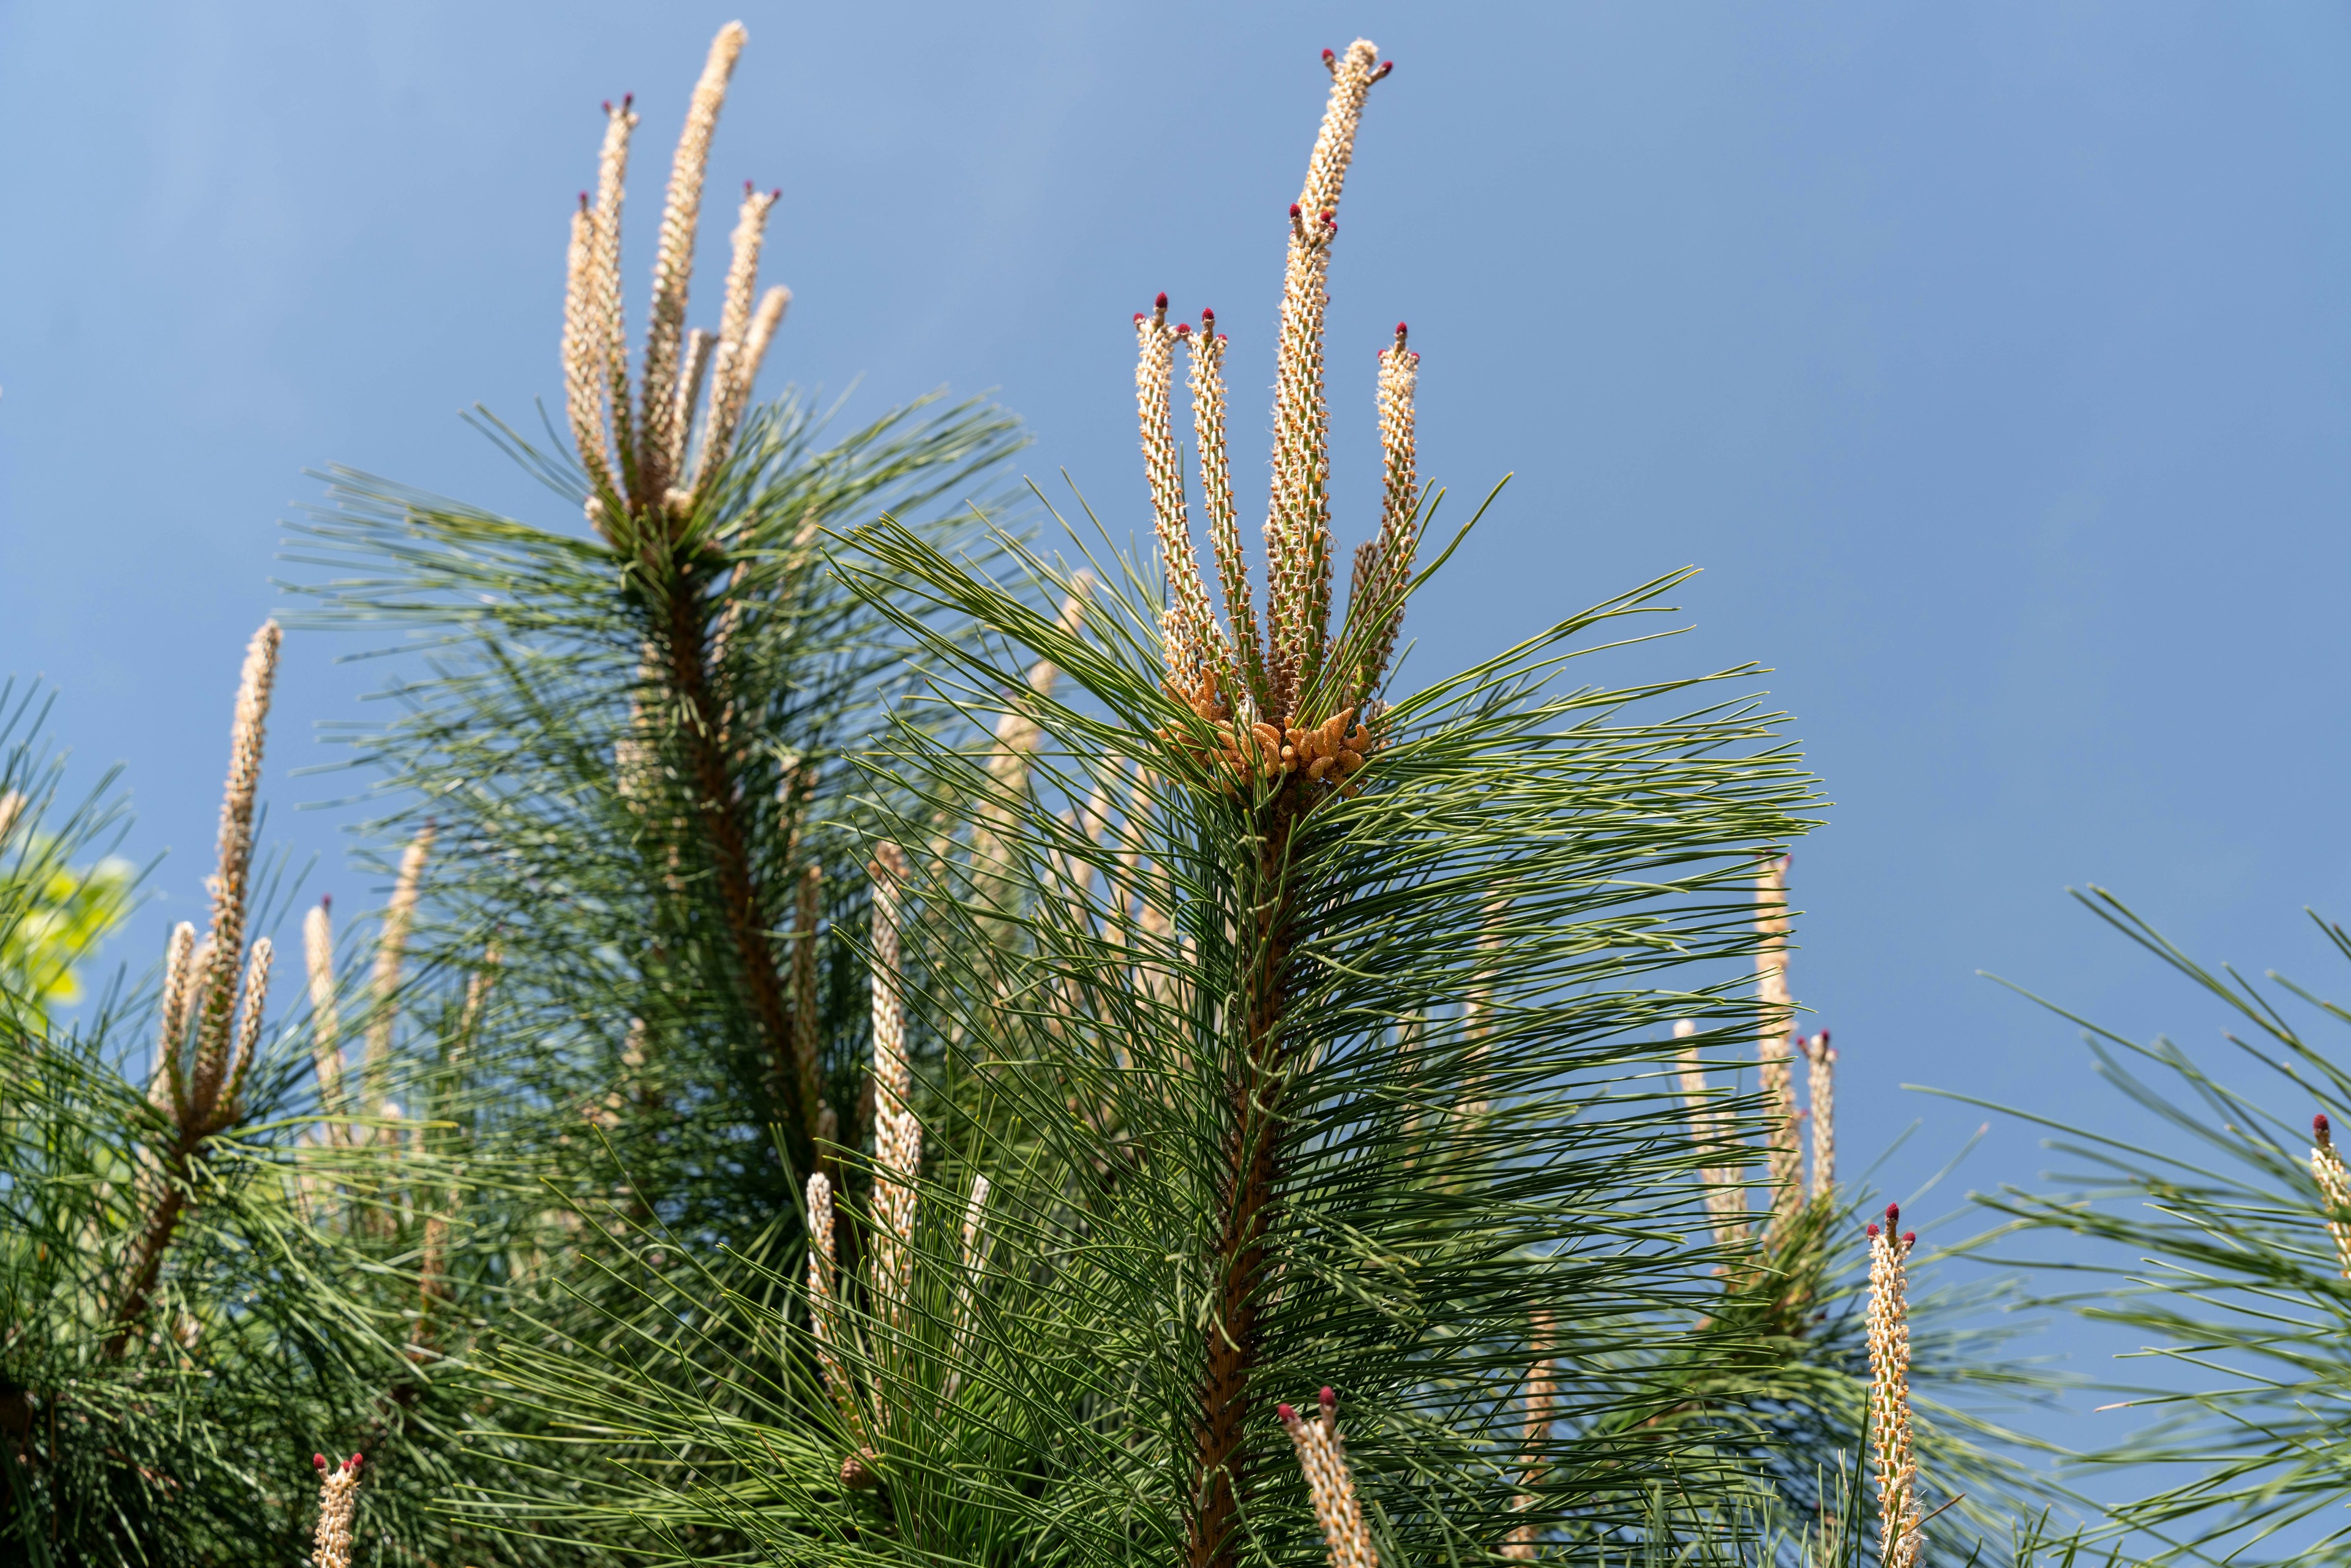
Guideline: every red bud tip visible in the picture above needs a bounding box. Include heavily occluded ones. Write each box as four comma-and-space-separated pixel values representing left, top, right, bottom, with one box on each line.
1884, 1202, 1900, 1223
1155, 291, 1168, 310
1277, 1403, 1297, 1421
1902, 1231, 1916, 1247
2319, 1113, 2332, 1138
1818, 1029, 1831, 1047
348, 1453, 363, 1469
313, 1454, 328, 1471
1322, 48, 1335, 61
1134, 312, 1146, 323
1865, 1222, 1880, 1237
601, 100, 612, 113
579, 192, 591, 209
320, 893, 332, 912
745, 179, 755, 194
1218, 334, 1229, 344
1289, 203, 1302, 219
1321, 209, 1333, 220
771, 187, 781, 201
1175, 322, 1190, 336
1379, 60, 1394, 73
621, 93, 632, 108
1319, 1386, 1336, 1406
1201, 307, 1215, 322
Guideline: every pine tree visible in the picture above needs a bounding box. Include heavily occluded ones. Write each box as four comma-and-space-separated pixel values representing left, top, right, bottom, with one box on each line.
285, 18, 1026, 1559
1654, 858, 2062, 1566
0, 632, 482, 1562
1965, 890, 2351, 1566
456, 38, 1825, 1564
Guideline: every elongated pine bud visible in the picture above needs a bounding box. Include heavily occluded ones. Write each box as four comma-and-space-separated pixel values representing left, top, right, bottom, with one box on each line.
664, 326, 717, 491
804, 1171, 858, 1421
1673, 1018, 1750, 1252
1357, 323, 1419, 698
698, 283, 789, 490
303, 899, 342, 1124
219, 937, 272, 1123
591, 97, 640, 512
192, 623, 280, 1117
309, 1452, 364, 1568
1134, 304, 1220, 688
868, 843, 920, 1332
1867, 1221, 1922, 1568
1280, 1387, 1378, 1568
2313, 1112, 2351, 1278
1501, 1311, 1557, 1559
365, 823, 435, 1138
455, 938, 500, 1059
639, 21, 747, 500
692, 184, 779, 490
154, 921, 198, 1122
563, 195, 618, 511
1185, 318, 1267, 709
1265, 41, 1384, 719
1753, 853, 1802, 1248
1804, 1029, 1836, 1200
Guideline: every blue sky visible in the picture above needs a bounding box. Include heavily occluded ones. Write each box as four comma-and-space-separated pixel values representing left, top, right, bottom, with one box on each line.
6, 0, 2350, 1441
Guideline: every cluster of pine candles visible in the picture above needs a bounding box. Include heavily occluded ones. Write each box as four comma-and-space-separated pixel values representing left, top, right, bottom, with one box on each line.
20, 17, 2351, 1568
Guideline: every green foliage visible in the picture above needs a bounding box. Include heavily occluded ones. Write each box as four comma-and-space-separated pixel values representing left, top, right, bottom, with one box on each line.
1956, 891, 2351, 1566
276, 387, 1025, 1559
446, 500, 1825, 1564
0, 698, 467, 1563
1631, 1174, 2065, 1567
0, 684, 134, 1026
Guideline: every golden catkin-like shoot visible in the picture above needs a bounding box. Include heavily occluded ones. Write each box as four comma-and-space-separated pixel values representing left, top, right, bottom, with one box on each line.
193, 621, 280, 1106
1280, 1387, 1378, 1568
664, 326, 717, 494
1804, 1029, 1837, 1201
1133, 297, 1221, 687
1187, 310, 1266, 701
220, 936, 272, 1122
563, 195, 616, 508
695, 184, 781, 487
309, 1452, 364, 1568
1753, 853, 1803, 1246
1359, 323, 1420, 697
867, 843, 920, 1330
639, 21, 747, 500
303, 900, 342, 1127
590, 96, 639, 512
1867, 1210, 1923, 1568
1264, 45, 1382, 711
804, 1171, 858, 1422
2312, 1114, 2351, 1278
364, 822, 435, 1135
564, 26, 786, 524
455, 939, 500, 1057
1673, 1018, 1751, 1251
1501, 1315, 1557, 1559
698, 282, 790, 491
154, 921, 198, 1121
